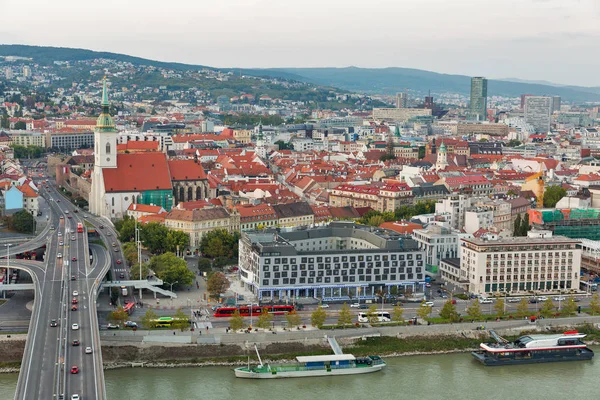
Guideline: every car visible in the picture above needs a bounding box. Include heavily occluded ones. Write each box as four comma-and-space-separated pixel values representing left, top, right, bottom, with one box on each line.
50, 319, 58, 327
57, 199, 60, 202
573, 297, 581, 302
479, 298, 494, 304
507, 297, 522, 303
124, 321, 138, 328
319, 303, 330, 308
425, 283, 431, 288
99, 225, 104, 229
422, 301, 435, 307
68, 216, 72, 219
58, 232, 62, 236
73, 209, 78, 213
440, 293, 448, 299
65, 210, 69, 214
59, 241, 64, 246
553, 296, 566, 301
85, 347, 92, 354
72, 298, 78, 304
107, 323, 119, 329
72, 340, 80, 346
71, 395, 80, 400
529, 297, 538, 304
107, 232, 112, 236
70, 366, 79, 374
112, 243, 117, 247
45, 185, 49, 188
114, 247, 119, 252
71, 323, 79, 330
72, 257, 77, 262
119, 272, 125, 279
72, 290, 79, 296
71, 305, 78, 311
116, 259, 122, 265
350, 303, 360, 308
537, 296, 548, 302
57, 253, 63, 258
83, 215, 87, 218
71, 236, 76, 241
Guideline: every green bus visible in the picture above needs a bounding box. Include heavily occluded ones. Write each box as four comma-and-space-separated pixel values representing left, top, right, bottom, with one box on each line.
155, 317, 174, 327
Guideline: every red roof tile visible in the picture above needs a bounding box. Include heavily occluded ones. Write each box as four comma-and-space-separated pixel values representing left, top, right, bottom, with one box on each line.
102, 153, 172, 193
168, 159, 207, 181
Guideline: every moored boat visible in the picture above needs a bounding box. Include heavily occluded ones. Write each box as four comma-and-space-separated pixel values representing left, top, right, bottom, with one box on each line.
472, 330, 594, 366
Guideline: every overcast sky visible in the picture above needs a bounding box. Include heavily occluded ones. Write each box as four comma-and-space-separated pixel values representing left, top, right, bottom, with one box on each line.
1, 0, 599, 86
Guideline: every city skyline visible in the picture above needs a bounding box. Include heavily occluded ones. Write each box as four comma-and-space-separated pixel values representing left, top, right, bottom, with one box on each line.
1, 0, 600, 86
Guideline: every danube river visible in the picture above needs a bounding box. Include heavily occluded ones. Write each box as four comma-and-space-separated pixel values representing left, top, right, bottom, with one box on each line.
1, 351, 598, 399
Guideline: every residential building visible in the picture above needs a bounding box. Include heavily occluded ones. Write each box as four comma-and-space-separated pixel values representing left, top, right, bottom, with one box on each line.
330, 183, 413, 212
272, 201, 315, 228
236, 203, 278, 231
372, 108, 432, 121
464, 207, 495, 234
18, 184, 39, 216
3, 185, 23, 214
459, 232, 581, 295
412, 225, 460, 277
469, 77, 488, 121
435, 194, 473, 231
475, 198, 512, 232
46, 131, 94, 150
238, 222, 426, 301
507, 197, 532, 225
164, 206, 232, 250
396, 92, 408, 108
525, 96, 552, 133
7, 131, 45, 147
126, 203, 166, 220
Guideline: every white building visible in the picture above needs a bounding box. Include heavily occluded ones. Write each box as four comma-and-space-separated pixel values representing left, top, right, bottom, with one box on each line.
464, 207, 495, 234
435, 194, 473, 231
412, 225, 461, 276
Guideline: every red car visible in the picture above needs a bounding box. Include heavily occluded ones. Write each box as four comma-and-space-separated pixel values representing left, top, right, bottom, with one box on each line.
72, 257, 77, 261
71, 305, 78, 311
116, 260, 122, 265
70, 366, 79, 374
67, 216, 72, 219
72, 298, 78, 304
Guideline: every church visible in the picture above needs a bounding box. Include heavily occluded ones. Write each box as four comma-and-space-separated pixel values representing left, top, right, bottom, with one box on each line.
90, 79, 207, 220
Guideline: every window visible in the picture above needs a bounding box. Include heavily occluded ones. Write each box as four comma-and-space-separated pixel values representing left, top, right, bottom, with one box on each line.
106, 142, 111, 154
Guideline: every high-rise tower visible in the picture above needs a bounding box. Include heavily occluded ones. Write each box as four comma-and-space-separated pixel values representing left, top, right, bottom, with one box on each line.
469, 77, 488, 121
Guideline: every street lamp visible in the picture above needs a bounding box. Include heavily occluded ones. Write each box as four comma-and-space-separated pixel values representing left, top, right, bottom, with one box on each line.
166, 281, 178, 292
3, 244, 11, 300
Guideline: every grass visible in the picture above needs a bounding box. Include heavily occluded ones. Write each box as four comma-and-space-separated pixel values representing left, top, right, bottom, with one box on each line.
346, 335, 483, 356
90, 239, 106, 249
0, 300, 6, 306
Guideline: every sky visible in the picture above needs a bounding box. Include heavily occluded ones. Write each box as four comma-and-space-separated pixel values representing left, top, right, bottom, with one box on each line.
1, 0, 599, 86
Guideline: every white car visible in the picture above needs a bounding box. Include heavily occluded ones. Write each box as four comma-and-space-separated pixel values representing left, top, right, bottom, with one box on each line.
350, 303, 361, 308
59, 241, 64, 246
85, 346, 92, 354
479, 298, 494, 304
507, 297, 522, 303
72, 291, 79, 296
57, 253, 63, 258
553, 296, 566, 301
107, 232, 112, 236
71, 323, 79, 330
319, 304, 330, 308
537, 296, 548, 302
71, 236, 76, 241
71, 395, 80, 400
421, 301, 435, 307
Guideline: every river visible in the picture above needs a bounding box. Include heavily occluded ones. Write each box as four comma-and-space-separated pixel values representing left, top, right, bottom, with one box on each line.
0, 350, 597, 400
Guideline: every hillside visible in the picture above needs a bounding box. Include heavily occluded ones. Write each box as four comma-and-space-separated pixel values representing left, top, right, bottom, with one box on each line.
259, 67, 600, 103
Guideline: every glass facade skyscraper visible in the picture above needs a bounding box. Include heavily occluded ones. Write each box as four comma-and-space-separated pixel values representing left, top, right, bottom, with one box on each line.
469, 77, 488, 121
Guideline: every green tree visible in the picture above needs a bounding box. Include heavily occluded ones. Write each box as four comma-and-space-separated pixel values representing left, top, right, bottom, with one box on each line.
13, 121, 26, 130
257, 308, 273, 330
337, 303, 354, 328
365, 304, 379, 324
311, 306, 327, 328
286, 310, 302, 328
274, 140, 293, 150
128, 262, 150, 280
466, 301, 483, 321
140, 222, 170, 254
513, 214, 522, 237
392, 304, 404, 323
10, 211, 34, 233
115, 216, 136, 243
517, 298, 530, 318
141, 309, 158, 329
543, 185, 567, 208
540, 298, 555, 318
172, 308, 190, 331
367, 215, 385, 227
122, 242, 138, 266
110, 287, 119, 305
206, 271, 230, 300
418, 146, 426, 159
197, 258, 212, 275
439, 300, 459, 322
108, 306, 129, 326
589, 293, 600, 315
165, 230, 189, 254
507, 139, 522, 147
159, 260, 195, 287
200, 229, 240, 259
494, 298, 506, 318
519, 213, 530, 236
562, 296, 578, 316
229, 309, 245, 331
416, 300, 432, 320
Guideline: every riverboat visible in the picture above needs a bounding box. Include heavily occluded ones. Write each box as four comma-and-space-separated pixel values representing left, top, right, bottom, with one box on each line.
472, 330, 594, 366
234, 339, 386, 379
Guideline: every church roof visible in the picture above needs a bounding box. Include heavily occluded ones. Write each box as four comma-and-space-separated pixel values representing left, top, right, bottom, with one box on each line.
103, 153, 172, 193
96, 78, 116, 133
167, 159, 207, 181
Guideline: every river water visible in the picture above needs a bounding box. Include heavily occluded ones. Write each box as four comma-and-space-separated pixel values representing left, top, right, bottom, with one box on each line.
1, 350, 598, 400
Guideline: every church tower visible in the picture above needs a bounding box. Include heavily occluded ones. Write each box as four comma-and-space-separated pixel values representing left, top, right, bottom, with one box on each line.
256, 122, 266, 159
90, 78, 118, 216
436, 141, 448, 170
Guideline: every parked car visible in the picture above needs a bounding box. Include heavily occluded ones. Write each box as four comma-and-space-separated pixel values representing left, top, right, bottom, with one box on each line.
124, 321, 138, 328
537, 296, 548, 302
507, 297, 521, 303
107, 323, 119, 330
350, 303, 360, 308
319, 304, 330, 308
553, 296, 566, 301
422, 301, 435, 307
479, 298, 493, 304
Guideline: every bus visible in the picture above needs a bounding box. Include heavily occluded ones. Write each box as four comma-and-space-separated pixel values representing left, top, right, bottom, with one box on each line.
155, 317, 174, 327
580, 281, 598, 292
77, 222, 84, 233
121, 286, 128, 296
213, 305, 294, 317
358, 311, 391, 323
123, 302, 135, 315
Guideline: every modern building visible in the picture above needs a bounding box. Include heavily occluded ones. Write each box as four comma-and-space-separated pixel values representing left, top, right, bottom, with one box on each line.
7, 131, 45, 147
435, 194, 473, 231
46, 131, 94, 150
372, 108, 432, 121
524, 96, 552, 133
459, 232, 581, 295
464, 207, 495, 234
412, 225, 460, 277
396, 92, 408, 108
469, 77, 488, 121
238, 222, 426, 301
552, 96, 561, 113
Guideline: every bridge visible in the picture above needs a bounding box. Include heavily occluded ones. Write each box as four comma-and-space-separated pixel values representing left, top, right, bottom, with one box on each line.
99, 278, 177, 299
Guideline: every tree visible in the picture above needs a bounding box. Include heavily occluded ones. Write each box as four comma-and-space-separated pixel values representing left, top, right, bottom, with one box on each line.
206, 271, 230, 300
257, 308, 273, 330
392, 304, 404, 323
589, 293, 600, 315
10, 211, 34, 233
165, 230, 189, 254
160, 261, 195, 287
140, 222, 170, 254
513, 214, 522, 237
507, 139, 522, 147
311, 307, 327, 328
540, 298, 555, 318
416, 300, 432, 320
366, 215, 385, 227
197, 258, 212, 275
337, 303, 353, 328
439, 300, 459, 322
286, 310, 302, 328
115, 216, 136, 243
543, 185, 567, 208
128, 263, 150, 280
562, 296, 578, 316
108, 306, 129, 326
274, 140, 293, 150
200, 229, 240, 259
516, 298, 530, 318
519, 213, 530, 237
13, 121, 26, 130
466, 301, 483, 321
229, 309, 245, 332
172, 308, 190, 331
365, 304, 379, 324
110, 287, 119, 306
122, 242, 138, 266
141, 309, 158, 329
494, 298, 506, 318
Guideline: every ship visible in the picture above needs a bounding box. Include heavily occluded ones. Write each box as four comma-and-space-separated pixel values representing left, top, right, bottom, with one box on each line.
234, 337, 386, 379
472, 330, 594, 366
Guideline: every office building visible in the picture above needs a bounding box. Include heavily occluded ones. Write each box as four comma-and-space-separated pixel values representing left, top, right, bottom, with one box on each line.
238, 222, 426, 301
396, 92, 408, 108
469, 77, 488, 121
372, 107, 432, 121
412, 225, 460, 276
459, 232, 581, 295
520, 94, 533, 109
552, 96, 561, 113
524, 96, 552, 133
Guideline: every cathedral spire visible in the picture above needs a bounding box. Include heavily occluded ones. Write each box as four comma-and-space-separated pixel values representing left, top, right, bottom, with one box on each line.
96, 77, 116, 133
102, 76, 109, 109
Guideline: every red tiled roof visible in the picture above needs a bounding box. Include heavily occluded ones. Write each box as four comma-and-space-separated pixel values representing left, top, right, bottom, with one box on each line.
138, 214, 166, 224
102, 153, 172, 193
127, 203, 165, 214
235, 203, 277, 218
380, 221, 422, 234
116, 141, 160, 152
168, 159, 207, 181
18, 185, 38, 198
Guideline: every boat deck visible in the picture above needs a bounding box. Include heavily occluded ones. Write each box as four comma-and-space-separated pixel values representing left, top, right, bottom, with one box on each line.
239, 357, 385, 374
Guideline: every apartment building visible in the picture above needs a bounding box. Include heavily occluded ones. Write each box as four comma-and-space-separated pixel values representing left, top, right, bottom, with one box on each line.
412, 225, 460, 276
330, 183, 413, 212
164, 206, 232, 250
